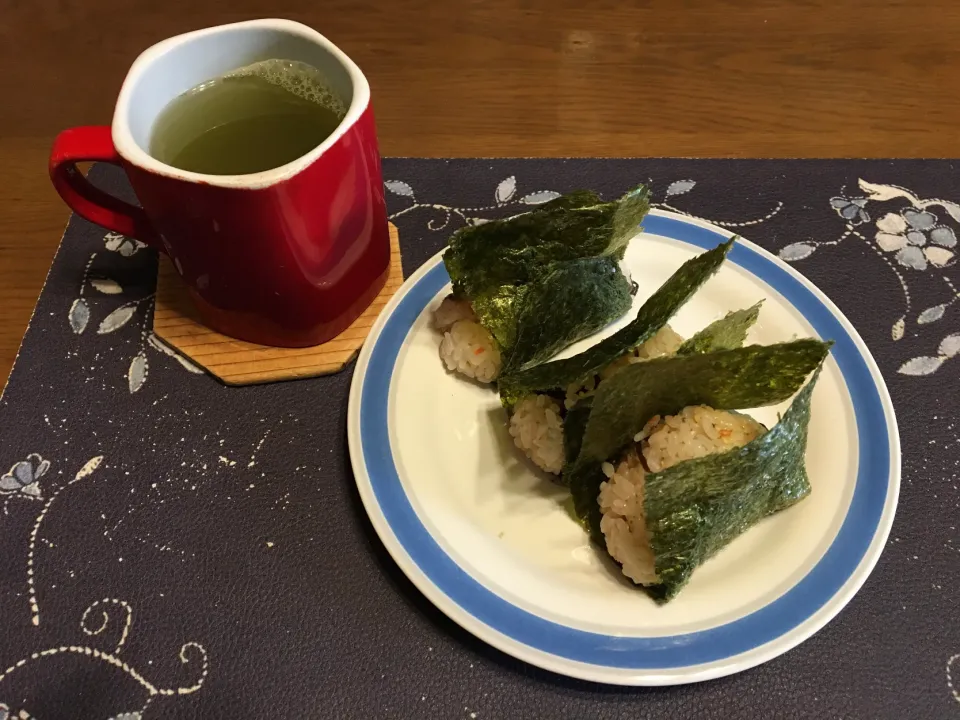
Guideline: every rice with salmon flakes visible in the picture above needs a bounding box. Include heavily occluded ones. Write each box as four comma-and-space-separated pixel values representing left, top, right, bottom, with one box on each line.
438, 320, 502, 383
434, 296, 502, 383
641, 405, 764, 473
599, 406, 765, 585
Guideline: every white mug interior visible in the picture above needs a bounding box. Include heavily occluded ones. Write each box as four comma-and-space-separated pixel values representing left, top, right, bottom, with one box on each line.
112, 19, 370, 188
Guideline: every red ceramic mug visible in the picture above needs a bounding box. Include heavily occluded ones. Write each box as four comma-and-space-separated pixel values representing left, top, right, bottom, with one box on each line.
49, 19, 390, 347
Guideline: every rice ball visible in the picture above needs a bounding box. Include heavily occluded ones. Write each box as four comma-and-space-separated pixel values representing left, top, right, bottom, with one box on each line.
439, 320, 502, 383
641, 406, 764, 473
598, 448, 657, 584
508, 394, 565, 474
599, 405, 764, 586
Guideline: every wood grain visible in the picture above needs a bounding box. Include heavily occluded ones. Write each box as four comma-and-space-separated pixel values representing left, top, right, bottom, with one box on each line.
152, 224, 403, 385
3, 0, 960, 384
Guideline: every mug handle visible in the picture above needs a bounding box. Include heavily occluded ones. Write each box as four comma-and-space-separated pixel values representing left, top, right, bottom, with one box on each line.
49, 126, 161, 249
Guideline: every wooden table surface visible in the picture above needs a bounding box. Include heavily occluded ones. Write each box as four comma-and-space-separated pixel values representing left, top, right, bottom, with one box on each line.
2, 0, 957, 384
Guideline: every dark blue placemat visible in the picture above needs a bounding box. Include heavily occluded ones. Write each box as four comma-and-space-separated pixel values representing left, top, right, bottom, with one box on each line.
0, 160, 957, 719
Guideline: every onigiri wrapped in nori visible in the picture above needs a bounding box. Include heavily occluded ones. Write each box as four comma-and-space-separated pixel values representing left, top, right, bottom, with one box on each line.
599, 406, 767, 585
509, 325, 687, 475
434, 297, 501, 383
497, 238, 737, 406
491, 231, 833, 601
567, 342, 830, 602
435, 186, 652, 383
503, 238, 761, 476
507, 308, 764, 476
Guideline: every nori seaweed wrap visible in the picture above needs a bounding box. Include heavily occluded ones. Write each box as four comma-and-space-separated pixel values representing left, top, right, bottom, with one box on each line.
435, 186, 652, 382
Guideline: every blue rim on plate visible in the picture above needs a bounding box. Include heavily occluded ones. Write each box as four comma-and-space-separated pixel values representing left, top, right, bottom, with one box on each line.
349, 211, 900, 684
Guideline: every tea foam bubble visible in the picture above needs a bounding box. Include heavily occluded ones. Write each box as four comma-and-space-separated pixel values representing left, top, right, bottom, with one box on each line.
225, 59, 346, 118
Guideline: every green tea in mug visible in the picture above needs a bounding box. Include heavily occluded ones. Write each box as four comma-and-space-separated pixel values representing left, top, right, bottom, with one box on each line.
150, 59, 346, 175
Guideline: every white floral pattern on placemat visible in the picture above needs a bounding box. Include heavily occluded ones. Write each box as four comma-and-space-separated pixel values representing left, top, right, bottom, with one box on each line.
947, 653, 960, 707
0, 593, 207, 719
385, 175, 784, 232
1, 454, 47, 512
779, 179, 960, 376
650, 178, 785, 228
948, 653, 960, 705
386, 175, 564, 228
0, 454, 209, 718
68, 233, 202, 394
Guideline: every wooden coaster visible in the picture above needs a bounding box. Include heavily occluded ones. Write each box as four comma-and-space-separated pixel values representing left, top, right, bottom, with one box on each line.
153, 224, 404, 385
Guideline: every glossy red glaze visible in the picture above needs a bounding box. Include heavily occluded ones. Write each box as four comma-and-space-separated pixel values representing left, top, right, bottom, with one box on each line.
49, 126, 158, 246
50, 94, 390, 348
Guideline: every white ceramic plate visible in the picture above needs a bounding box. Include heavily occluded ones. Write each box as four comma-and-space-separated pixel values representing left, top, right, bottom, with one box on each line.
347, 210, 900, 686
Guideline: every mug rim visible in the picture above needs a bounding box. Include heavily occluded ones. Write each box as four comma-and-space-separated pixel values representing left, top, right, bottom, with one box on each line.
111, 18, 371, 190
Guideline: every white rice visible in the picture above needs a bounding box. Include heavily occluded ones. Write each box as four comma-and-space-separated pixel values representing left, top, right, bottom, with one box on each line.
439, 320, 502, 383
599, 405, 764, 586
508, 395, 565, 474
564, 325, 685, 409
433, 295, 476, 330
